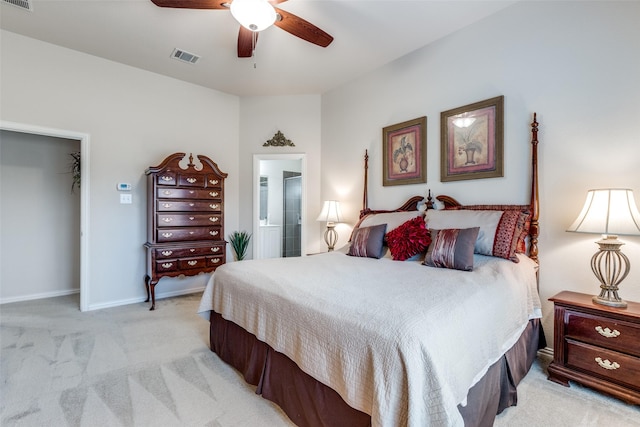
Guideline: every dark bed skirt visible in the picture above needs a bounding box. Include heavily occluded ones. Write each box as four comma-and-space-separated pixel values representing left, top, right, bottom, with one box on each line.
209, 311, 545, 427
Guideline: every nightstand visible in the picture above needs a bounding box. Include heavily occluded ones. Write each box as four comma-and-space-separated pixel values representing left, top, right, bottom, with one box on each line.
548, 291, 640, 404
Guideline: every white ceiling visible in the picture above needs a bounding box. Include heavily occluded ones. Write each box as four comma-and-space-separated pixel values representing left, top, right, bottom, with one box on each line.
1, 0, 517, 96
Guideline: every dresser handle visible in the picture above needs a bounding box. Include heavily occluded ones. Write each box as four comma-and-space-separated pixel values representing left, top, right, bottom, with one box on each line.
209, 179, 219, 185
210, 204, 219, 210
162, 203, 172, 208
188, 260, 198, 266
162, 217, 172, 223
161, 250, 173, 256
161, 232, 173, 238
210, 231, 219, 236
211, 258, 220, 264
595, 326, 621, 338
187, 177, 197, 183
209, 217, 219, 222
595, 357, 620, 370
190, 249, 195, 252
211, 247, 220, 252
163, 190, 172, 195
209, 191, 219, 197
189, 217, 195, 220
160, 176, 173, 182
161, 262, 173, 268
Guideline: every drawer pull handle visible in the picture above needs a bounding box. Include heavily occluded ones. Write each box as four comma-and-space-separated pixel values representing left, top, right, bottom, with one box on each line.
595, 326, 621, 338
160, 176, 173, 182
595, 357, 620, 370
188, 260, 198, 266
209, 217, 219, 222
211, 247, 220, 252
210, 231, 219, 236
162, 217, 172, 223
189, 231, 195, 235
189, 203, 195, 207
161, 250, 173, 256
187, 177, 197, 183
161, 232, 173, 238
210, 204, 219, 210
162, 203, 172, 208
161, 263, 173, 268
210, 179, 219, 185
189, 217, 195, 220
211, 258, 220, 264
209, 191, 219, 197
163, 190, 172, 195
190, 249, 195, 252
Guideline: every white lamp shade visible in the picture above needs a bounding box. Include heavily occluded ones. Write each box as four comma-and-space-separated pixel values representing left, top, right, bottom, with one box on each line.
316, 200, 343, 223
230, 0, 277, 32
567, 188, 640, 236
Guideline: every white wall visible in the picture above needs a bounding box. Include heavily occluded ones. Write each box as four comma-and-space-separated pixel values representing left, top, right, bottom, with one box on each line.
0, 131, 80, 301
1, 30, 240, 310
238, 95, 323, 256
321, 1, 640, 341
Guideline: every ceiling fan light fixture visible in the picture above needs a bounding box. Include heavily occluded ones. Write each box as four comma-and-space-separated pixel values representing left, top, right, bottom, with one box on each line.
230, 0, 276, 32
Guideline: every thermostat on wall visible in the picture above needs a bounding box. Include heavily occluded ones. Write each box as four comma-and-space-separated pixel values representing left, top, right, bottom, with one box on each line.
117, 183, 132, 191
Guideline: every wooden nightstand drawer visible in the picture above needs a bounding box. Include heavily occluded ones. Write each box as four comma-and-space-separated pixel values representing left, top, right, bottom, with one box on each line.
566, 311, 640, 357
566, 340, 640, 391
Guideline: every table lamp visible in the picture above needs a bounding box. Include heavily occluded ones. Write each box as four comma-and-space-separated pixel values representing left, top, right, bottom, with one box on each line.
316, 200, 343, 251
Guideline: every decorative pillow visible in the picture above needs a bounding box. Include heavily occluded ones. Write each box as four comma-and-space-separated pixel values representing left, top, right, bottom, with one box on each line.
347, 223, 387, 258
423, 227, 479, 271
425, 210, 525, 263
354, 211, 423, 238
385, 216, 432, 261
444, 204, 531, 253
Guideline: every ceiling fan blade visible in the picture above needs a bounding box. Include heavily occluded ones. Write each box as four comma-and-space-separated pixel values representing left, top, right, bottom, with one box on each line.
274, 7, 333, 48
237, 26, 256, 58
150, 0, 228, 9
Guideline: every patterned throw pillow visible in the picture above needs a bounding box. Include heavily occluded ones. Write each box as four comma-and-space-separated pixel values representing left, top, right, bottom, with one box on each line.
347, 223, 387, 259
423, 227, 480, 271
385, 216, 432, 261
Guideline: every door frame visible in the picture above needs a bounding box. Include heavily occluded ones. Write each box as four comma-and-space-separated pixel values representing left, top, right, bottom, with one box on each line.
253, 153, 306, 259
1, 120, 91, 311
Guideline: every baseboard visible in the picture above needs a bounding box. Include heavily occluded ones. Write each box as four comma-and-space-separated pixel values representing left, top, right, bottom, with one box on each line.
537, 346, 554, 358
0, 288, 80, 305
86, 286, 206, 311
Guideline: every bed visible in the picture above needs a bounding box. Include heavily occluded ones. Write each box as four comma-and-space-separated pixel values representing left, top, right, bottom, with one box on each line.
199, 114, 545, 427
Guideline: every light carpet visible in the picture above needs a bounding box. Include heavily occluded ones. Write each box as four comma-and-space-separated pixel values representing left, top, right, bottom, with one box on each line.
1, 293, 638, 426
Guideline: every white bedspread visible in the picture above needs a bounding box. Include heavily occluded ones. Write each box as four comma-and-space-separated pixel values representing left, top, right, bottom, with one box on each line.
198, 250, 541, 427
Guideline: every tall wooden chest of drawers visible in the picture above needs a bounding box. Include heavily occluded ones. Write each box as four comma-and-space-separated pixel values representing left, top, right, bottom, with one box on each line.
144, 153, 227, 310
548, 291, 640, 404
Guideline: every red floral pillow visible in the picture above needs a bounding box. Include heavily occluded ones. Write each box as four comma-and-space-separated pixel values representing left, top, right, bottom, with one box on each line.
385, 216, 432, 261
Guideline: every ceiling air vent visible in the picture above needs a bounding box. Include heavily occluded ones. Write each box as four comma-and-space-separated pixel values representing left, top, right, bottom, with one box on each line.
171, 48, 200, 65
2, 0, 33, 11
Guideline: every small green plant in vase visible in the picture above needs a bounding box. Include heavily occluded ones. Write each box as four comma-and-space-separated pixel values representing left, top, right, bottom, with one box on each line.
228, 231, 252, 261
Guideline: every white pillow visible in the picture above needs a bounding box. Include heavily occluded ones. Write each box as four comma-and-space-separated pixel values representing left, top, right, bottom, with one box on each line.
359, 210, 423, 233
425, 209, 504, 256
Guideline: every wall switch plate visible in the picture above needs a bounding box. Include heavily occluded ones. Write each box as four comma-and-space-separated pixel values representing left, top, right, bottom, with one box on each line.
117, 183, 132, 191
120, 193, 132, 204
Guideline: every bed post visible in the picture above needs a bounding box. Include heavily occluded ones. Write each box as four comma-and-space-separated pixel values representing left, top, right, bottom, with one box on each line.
363, 150, 369, 211
529, 114, 540, 263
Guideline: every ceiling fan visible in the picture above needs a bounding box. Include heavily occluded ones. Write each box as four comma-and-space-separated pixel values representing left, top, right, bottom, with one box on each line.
150, 0, 334, 58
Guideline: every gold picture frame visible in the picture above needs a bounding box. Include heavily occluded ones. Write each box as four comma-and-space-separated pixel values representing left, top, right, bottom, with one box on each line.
382, 116, 427, 186
440, 96, 504, 182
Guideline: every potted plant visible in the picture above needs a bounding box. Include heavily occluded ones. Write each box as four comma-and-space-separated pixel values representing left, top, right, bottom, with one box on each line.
228, 231, 252, 261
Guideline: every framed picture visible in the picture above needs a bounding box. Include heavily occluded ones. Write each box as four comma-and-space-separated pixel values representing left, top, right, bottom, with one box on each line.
382, 116, 427, 186
440, 96, 504, 182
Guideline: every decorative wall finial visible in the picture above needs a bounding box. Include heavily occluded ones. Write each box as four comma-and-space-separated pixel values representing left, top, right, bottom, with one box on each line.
264, 130, 295, 147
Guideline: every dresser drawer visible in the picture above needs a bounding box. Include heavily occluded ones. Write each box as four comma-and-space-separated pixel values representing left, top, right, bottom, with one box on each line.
566, 311, 640, 357
178, 257, 207, 270
157, 188, 223, 200
155, 260, 177, 272
178, 174, 205, 187
155, 244, 224, 259
157, 200, 223, 212
566, 339, 640, 391
156, 172, 176, 186
157, 226, 222, 242
157, 213, 222, 227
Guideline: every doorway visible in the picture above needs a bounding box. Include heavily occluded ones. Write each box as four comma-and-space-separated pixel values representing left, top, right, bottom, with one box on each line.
253, 154, 306, 259
0, 121, 90, 311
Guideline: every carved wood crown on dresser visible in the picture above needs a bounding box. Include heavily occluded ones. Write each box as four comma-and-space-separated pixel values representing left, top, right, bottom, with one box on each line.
144, 153, 227, 310
548, 291, 640, 405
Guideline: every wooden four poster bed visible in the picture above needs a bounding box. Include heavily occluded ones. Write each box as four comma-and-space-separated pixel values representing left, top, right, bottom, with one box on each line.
198, 114, 545, 426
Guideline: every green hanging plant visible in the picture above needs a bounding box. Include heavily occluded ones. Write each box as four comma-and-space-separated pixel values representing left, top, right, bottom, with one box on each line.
69, 151, 81, 194
228, 231, 252, 261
